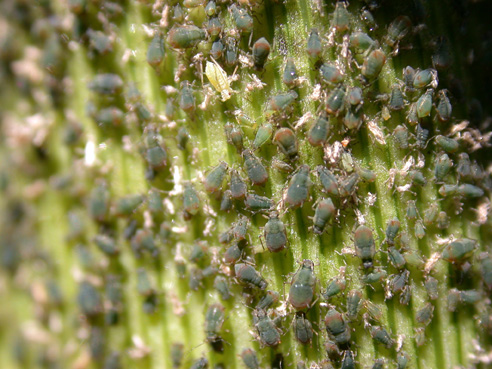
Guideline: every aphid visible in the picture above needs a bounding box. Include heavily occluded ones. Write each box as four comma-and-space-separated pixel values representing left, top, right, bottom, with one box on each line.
409, 170, 427, 186
403, 66, 416, 88
94, 234, 119, 256
268, 90, 298, 112
145, 134, 168, 170
242, 149, 269, 186
481, 255, 492, 289
346, 87, 363, 105
457, 183, 484, 198
358, 167, 376, 182
447, 288, 461, 312
338, 173, 359, 197
229, 170, 248, 199
257, 290, 280, 310
220, 190, 233, 212
361, 49, 386, 80
323, 273, 347, 299
389, 85, 404, 110
147, 32, 165, 68
397, 352, 409, 369
264, 212, 288, 253
424, 276, 439, 300
320, 63, 344, 84
189, 268, 204, 291
307, 28, 322, 59
316, 166, 339, 196
385, 218, 400, 246
293, 312, 313, 344
244, 193, 274, 212
232, 215, 250, 241
204, 161, 228, 193
225, 37, 238, 66
340, 350, 355, 369
442, 238, 477, 264
370, 325, 394, 349
114, 194, 144, 216
346, 290, 363, 320
436, 90, 452, 121
456, 153, 472, 178
148, 189, 163, 214
252, 122, 273, 150
388, 247, 406, 269
183, 183, 200, 219
241, 348, 260, 369
324, 308, 351, 346
434, 153, 452, 182
416, 302, 434, 326
349, 32, 376, 51
206, 59, 233, 102
235, 263, 268, 289
361, 8, 376, 29
460, 290, 482, 304
288, 259, 316, 310
400, 285, 412, 305
332, 1, 350, 32
225, 123, 244, 153
219, 229, 233, 244
214, 275, 231, 300
386, 15, 412, 47
406, 200, 418, 220
283, 58, 298, 86
389, 269, 410, 293
253, 309, 281, 347
415, 124, 429, 148
354, 225, 376, 269
205, 304, 225, 350
272, 158, 294, 173
205, 1, 216, 16
274, 128, 299, 159
223, 242, 243, 264
413, 69, 437, 89
210, 39, 225, 60
285, 165, 311, 208
325, 84, 346, 115
78, 281, 102, 316
324, 340, 342, 362
190, 242, 209, 264
253, 37, 271, 71
308, 111, 330, 146
167, 25, 206, 49
190, 357, 208, 369
313, 198, 336, 234
416, 89, 433, 118
436, 211, 449, 229
205, 17, 222, 37
179, 81, 195, 112
87, 29, 113, 54
94, 107, 124, 128
435, 135, 459, 153
407, 103, 419, 125
229, 4, 253, 33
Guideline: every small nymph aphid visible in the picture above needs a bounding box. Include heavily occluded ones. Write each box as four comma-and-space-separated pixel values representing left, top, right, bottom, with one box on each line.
205, 58, 234, 101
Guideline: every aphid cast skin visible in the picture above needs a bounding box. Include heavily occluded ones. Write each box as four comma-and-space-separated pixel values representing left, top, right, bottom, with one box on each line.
206, 58, 234, 102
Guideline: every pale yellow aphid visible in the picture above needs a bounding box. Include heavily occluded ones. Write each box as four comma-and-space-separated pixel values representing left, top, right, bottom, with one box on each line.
205, 58, 233, 102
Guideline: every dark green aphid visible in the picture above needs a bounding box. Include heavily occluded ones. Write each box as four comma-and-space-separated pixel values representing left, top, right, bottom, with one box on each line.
205, 303, 225, 350
171, 343, 184, 369
397, 352, 409, 369
293, 312, 313, 344
389, 85, 404, 110
136, 103, 152, 122
457, 183, 484, 198
456, 153, 472, 178
145, 133, 168, 169
362, 269, 387, 285
274, 127, 299, 159
147, 32, 165, 68
388, 247, 406, 269
210, 39, 225, 60
205, 17, 222, 38
288, 259, 316, 310
232, 215, 250, 241
316, 166, 339, 196
481, 255, 492, 289
176, 127, 189, 151
285, 165, 311, 208
442, 238, 477, 264
268, 90, 298, 112
183, 183, 200, 219
434, 153, 452, 181
257, 290, 280, 310
307, 28, 322, 59
264, 212, 288, 253
230, 170, 247, 199
94, 234, 119, 256
346, 87, 363, 105
190, 242, 209, 265
189, 268, 204, 291
346, 290, 363, 320
253, 309, 281, 347
413, 69, 437, 89
361, 49, 386, 80
220, 190, 233, 212
460, 290, 482, 304
320, 63, 344, 84
325, 340, 342, 362
115, 194, 144, 216
409, 170, 426, 186
324, 308, 351, 346
389, 269, 410, 293
87, 29, 113, 54
78, 281, 102, 316
354, 225, 375, 269
252, 122, 273, 150
283, 58, 298, 87
179, 81, 195, 112
385, 217, 400, 246
332, 1, 350, 32
435, 135, 459, 153
324, 273, 346, 300
148, 189, 163, 214
190, 357, 208, 369
241, 348, 259, 369
325, 84, 346, 114
386, 15, 412, 47
245, 193, 274, 212
167, 25, 206, 49
223, 242, 243, 264
415, 124, 429, 148
340, 350, 355, 369
89, 73, 123, 95
436, 90, 452, 121
403, 66, 416, 88
243, 149, 269, 186
349, 32, 375, 51
225, 37, 238, 66
235, 263, 267, 289
225, 123, 244, 153
313, 198, 336, 234
252, 37, 271, 71
416, 302, 434, 326
214, 275, 231, 300
89, 183, 109, 221
370, 325, 394, 349
416, 89, 433, 118
204, 161, 228, 193
424, 276, 439, 300
338, 173, 359, 197
406, 200, 418, 220
229, 4, 253, 33
308, 111, 330, 146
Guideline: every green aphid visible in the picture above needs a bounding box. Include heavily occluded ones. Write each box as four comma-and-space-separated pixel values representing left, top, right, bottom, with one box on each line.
183, 183, 200, 219
388, 246, 406, 269
349, 32, 375, 51
257, 290, 280, 310
205, 0, 216, 16
244, 193, 274, 212
147, 32, 165, 68
363, 269, 387, 285
317, 166, 339, 196
423, 203, 439, 225
210, 39, 224, 60
264, 212, 288, 253
167, 25, 206, 49
232, 215, 250, 241
190, 358, 208, 369
308, 111, 330, 146
288, 259, 316, 310
436, 211, 450, 229
220, 190, 233, 212
354, 225, 376, 269
274, 127, 299, 159
386, 15, 412, 47
223, 242, 243, 264
416, 302, 434, 326
447, 288, 461, 312
346, 290, 363, 320
132, 229, 158, 257
94, 234, 119, 256
285, 165, 311, 208
313, 198, 336, 234
332, 1, 350, 32
390, 269, 409, 293
293, 312, 314, 344
241, 348, 260, 369
362, 49, 386, 80
89, 73, 123, 95
416, 124, 429, 148
136, 102, 152, 122
341, 350, 355, 369
343, 107, 363, 130
413, 68, 437, 89
190, 242, 209, 265
346, 87, 363, 105
235, 263, 268, 289
324, 274, 347, 300
213, 275, 231, 300
205, 303, 225, 347
424, 276, 439, 300
436, 90, 452, 121
115, 194, 144, 216
442, 238, 477, 264
189, 268, 204, 291
225, 37, 238, 66
406, 200, 418, 220
146, 139, 168, 169
358, 167, 376, 182
460, 290, 481, 304
389, 85, 405, 110
385, 217, 400, 246
243, 149, 269, 186
457, 183, 484, 198
456, 153, 472, 178
252, 122, 273, 150
435, 135, 459, 153
409, 170, 426, 186
205, 17, 222, 38
283, 58, 298, 87
78, 281, 102, 316
370, 325, 394, 349
230, 169, 247, 199
434, 153, 452, 181
324, 308, 351, 346
229, 4, 253, 33
268, 90, 298, 112
87, 29, 113, 54
326, 84, 346, 114
307, 28, 322, 59
204, 161, 228, 193
253, 309, 281, 347
325, 340, 342, 362
393, 125, 409, 150
148, 189, 163, 213
397, 352, 409, 369
320, 63, 344, 84
253, 37, 271, 71
338, 173, 359, 197
416, 89, 433, 118
481, 255, 492, 289
179, 81, 195, 112
123, 220, 137, 241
